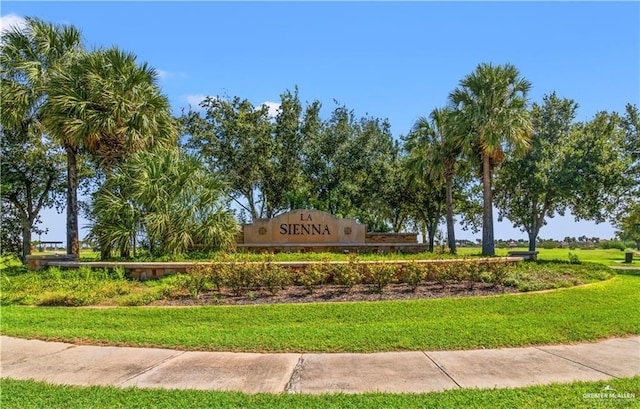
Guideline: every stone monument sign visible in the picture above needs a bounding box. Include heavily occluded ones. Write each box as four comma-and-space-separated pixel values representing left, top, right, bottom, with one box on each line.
242, 209, 366, 245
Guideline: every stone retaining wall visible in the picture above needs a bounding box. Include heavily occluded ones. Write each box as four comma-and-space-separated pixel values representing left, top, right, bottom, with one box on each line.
365, 233, 418, 244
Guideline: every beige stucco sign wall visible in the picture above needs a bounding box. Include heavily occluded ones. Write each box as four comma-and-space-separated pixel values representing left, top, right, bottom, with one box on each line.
243, 210, 366, 244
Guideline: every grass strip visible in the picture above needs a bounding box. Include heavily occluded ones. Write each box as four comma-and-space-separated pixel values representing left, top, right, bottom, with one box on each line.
2, 377, 639, 409
2, 273, 638, 353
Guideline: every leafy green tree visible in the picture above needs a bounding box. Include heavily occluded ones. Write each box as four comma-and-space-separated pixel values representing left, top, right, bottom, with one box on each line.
90, 148, 237, 257
303, 104, 353, 215
0, 128, 65, 262
43, 47, 178, 257
616, 204, 640, 250
619, 104, 639, 220
378, 149, 414, 233
261, 87, 306, 217
0, 17, 80, 260
450, 63, 533, 255
1, 200, 23, 258
303, 104, 396, 228
623, 104, 639, 178
566, 111, 627, 223
405, 172, 446, 252
494, 93, 579, 251
184, 96, 272, 220
496, 96, 630, 251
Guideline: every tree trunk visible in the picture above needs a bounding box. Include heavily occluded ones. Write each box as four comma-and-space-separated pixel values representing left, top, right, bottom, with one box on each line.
66, 145, 79, 259
426, 220, 437, 252
528, 230, 539, 252
445, 177, 456, 254
481, 154, 495, 256
21, 222, 32, 264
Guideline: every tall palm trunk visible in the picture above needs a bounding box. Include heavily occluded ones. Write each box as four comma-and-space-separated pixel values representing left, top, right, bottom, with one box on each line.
481, 154, 495, 256
445, 176, 456, 254
66, 145, 79, 258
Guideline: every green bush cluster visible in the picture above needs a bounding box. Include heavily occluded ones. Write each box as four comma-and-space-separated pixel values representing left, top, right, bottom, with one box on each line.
599, 239, 637, 251
174, 257, 516, 297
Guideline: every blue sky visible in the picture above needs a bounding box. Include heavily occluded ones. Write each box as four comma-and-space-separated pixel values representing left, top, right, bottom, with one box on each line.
2, 1, 639, 243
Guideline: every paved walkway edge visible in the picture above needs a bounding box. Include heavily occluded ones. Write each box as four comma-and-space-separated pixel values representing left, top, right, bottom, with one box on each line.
1, 336, 639, 394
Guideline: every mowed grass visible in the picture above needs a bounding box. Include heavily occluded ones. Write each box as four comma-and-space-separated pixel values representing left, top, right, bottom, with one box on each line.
458, 246, 639, 266
2, 377, 639, 409
2, 272, 638, 352
20, 245, 638, 265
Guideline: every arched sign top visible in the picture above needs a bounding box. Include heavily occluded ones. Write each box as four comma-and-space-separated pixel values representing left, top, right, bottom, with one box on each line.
242, 210, 366, 245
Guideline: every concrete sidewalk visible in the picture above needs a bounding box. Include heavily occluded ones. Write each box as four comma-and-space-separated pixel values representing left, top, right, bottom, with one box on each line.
1, 335, 638, 394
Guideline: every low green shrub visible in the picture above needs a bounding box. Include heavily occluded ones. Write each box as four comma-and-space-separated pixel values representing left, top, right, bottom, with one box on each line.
364, 263, 398, 293
184, 264, 213, 298
257, 262, 291, 295
567, 252, 580, 264
332, 263, 362, 290
226, 262, 260, 295
400, 261, 426, 291
298, 264, 329, 293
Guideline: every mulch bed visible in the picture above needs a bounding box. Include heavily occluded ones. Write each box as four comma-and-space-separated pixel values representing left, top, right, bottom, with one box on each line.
152, 281, 520, 307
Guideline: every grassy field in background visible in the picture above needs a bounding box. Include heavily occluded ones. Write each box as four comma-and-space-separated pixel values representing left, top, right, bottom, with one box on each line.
2, 377, 639, 409
457, 246, 639, 266
18, 245, 639, 266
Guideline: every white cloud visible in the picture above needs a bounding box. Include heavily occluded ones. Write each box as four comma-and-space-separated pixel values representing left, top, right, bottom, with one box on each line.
0, 13, 26, 33
156, 69, 171, 80
156, 70, 187, 81
260, 101, 281, 118
185, 94, 207, 108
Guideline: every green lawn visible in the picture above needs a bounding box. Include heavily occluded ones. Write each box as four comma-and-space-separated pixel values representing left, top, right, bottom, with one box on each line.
3, 250, 638, 406
2, 272, 638, 352
15, 246, 638, 266
458, 246, 639, 266
2, 377, 638, 409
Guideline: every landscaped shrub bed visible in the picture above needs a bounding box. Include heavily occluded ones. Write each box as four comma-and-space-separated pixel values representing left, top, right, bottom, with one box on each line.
0, 257, 615, 307
183, 256, 515, 298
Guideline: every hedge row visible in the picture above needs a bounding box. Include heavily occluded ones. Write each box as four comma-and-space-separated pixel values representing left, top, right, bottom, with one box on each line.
186, 258, 513, 297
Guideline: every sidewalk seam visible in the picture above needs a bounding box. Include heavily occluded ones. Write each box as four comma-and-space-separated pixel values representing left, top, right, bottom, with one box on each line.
423, 352, 461, 388
534, 347, 619, 378
116, 351, 187, 386
284, 354, 305, 393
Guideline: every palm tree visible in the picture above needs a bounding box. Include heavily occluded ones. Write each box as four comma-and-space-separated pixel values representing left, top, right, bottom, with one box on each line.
405, 108, 461, 253
90, 148, 237, 257
43, 47, 177, 257
449, 63, 532, 255
1, 17, 82, 259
